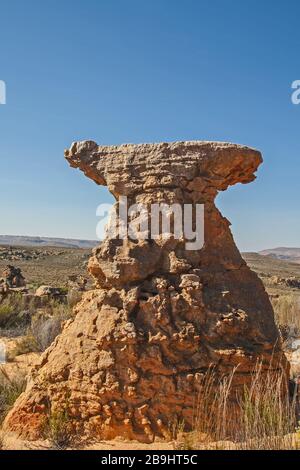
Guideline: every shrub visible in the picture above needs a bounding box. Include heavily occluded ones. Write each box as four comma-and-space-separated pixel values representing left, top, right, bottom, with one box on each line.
0, 293, 32, 329
175, 364, 297, 450
30, 302, 71, 352
6, 300, 72, 358
0, 305, 14, 328
237, 364, 295, 449
67, 289, 83, 308
272, 294, 300, 332
46, 409, 72, 450
0, 368, 26, 423
31, 316, 63, 352
58, 286, 68, 296
0, 434, 4, 450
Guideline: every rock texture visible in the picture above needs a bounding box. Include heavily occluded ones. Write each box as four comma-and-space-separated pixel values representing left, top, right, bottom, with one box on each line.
5, 141, 288, 442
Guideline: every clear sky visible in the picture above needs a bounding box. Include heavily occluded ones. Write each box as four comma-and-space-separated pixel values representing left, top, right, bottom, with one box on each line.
0, 0, 299, 252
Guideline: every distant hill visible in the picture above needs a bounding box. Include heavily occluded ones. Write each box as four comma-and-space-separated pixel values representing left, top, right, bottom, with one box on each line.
0, 235, 98, 249
243, 252, 300, 297
259, 247, 300, 264
243, 252, 300, 276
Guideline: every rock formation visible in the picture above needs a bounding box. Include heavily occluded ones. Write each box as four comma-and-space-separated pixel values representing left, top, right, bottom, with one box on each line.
270, 275, 300, 290
0, 265, 26, 289
5, 140, 288, 442
35, 285, 66, 299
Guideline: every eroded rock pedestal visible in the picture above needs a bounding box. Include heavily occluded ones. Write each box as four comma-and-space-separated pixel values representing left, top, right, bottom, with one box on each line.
5, 141, 288, 441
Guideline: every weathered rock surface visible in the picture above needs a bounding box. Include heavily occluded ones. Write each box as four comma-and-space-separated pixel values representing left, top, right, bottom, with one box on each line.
5, 141, 288, 441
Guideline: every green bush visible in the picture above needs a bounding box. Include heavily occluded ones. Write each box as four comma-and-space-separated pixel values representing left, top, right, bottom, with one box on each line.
0, 294, 31, 329
0, 369, 26, 423
272, 294, 300, 331
0, 305, 14, 328
47, 409, 72, 450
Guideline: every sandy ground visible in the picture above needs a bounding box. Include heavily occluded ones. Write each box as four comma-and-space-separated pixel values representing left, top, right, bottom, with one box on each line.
1, 432, 174, 450
4, 433, 298, 450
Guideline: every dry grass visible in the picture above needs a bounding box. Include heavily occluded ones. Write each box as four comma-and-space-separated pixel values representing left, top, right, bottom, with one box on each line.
0, 368, 26, 424
175, 364, 298, 450
30, 301, 72, 352
0, 294, 32, 330
46, 409, 72, 450
9, 307, 72, 360
272, 294, 300, 332
0, 429, 5, 450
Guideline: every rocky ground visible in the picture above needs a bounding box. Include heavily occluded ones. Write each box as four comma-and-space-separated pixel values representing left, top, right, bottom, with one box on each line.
243, 252, 300, 296
0, 245, 92, 288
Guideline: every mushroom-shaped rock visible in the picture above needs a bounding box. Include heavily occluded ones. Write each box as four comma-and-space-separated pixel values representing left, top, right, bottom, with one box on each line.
5, 140, 288, 442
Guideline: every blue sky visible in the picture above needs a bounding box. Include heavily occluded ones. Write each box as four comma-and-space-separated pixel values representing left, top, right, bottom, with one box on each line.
0, 0, 299, 251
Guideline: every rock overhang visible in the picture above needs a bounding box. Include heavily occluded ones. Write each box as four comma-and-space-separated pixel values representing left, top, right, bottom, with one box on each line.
64, 140, 262, 197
